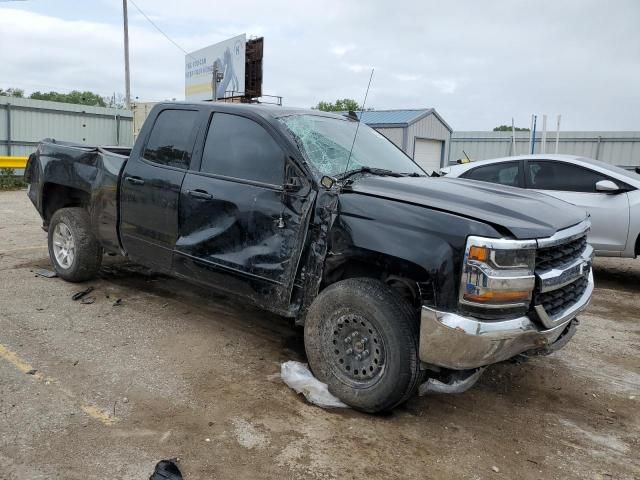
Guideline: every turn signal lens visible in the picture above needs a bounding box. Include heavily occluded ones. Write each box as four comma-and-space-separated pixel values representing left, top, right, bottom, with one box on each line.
468, 246, 489, 262
463, 290, 531, 304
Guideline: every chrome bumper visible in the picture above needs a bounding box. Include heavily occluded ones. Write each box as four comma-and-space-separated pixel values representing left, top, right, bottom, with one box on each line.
419, 271, 593, 370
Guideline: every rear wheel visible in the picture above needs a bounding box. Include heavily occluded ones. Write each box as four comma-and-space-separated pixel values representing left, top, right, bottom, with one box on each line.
48, 207, 102, 282
304, 278, 421, 413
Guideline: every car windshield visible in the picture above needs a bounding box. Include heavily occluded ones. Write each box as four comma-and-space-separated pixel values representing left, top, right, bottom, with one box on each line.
279, 114, 425, 177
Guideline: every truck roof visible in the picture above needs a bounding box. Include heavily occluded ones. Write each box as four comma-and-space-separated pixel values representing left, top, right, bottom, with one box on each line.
153, 101, 348, 121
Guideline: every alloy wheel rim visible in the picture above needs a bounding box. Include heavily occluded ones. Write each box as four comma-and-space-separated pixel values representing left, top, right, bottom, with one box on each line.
52, 222, 75, 269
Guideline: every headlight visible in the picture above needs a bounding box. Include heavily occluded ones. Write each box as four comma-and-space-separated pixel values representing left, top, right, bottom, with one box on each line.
460, 236, 536, 313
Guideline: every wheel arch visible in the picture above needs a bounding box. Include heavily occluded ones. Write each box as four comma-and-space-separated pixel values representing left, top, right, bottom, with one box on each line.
41, 183, 90, 226
322, 248, 438, 310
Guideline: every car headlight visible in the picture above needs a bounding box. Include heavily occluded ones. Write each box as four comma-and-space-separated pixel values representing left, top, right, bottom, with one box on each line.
460, 236, 536, 314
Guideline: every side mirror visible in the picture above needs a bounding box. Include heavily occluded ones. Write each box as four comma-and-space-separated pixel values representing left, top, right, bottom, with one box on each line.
320, 175, 337, 189
595, 179, 620, 193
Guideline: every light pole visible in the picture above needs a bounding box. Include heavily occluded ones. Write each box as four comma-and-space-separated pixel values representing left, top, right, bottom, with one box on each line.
122, 0, 131, 109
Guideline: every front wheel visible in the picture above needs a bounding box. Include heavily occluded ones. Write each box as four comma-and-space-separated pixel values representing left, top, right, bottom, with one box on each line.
48, 207, 102, 282
304, 278, 421, 413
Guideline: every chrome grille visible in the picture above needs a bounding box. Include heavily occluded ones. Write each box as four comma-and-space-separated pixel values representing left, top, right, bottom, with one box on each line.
534, 275, 588, 318
533, 228, 592, 326
535, 235, 587, 271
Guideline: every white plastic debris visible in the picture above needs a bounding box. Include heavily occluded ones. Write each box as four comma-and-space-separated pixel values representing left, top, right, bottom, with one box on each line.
280, 361, 349, 409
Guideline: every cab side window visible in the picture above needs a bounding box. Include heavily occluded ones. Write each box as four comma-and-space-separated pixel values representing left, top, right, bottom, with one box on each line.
462, 161, 520, 187
200, 113, 284, 185
526, 161, 608, 192
143, 109, 198, 169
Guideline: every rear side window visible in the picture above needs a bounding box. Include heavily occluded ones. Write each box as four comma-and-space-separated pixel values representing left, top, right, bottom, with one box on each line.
462, 161, 520, 187
143, 109, 198, 169
526, 161, 608, 192
200, 113, 283, 185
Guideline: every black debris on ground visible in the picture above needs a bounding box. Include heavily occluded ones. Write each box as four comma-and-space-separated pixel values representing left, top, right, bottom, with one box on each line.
71, 286, 94, 301
149, 459, 183, 480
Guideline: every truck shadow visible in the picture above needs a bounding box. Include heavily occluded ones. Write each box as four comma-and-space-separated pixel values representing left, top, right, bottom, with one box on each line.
592, 261, 640, 293
400, 356, 600, 423
97, 259, 308, 362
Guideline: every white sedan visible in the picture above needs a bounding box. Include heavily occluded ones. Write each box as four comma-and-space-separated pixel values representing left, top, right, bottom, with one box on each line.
441, 154, 640, 258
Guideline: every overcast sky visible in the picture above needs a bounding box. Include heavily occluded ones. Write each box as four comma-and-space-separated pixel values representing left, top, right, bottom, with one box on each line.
1, 0, 638, 130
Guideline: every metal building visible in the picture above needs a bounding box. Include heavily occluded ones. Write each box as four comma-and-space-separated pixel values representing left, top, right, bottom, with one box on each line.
449, 131, 640, 167
0, 96, 133, 157
355, 109, 452, 174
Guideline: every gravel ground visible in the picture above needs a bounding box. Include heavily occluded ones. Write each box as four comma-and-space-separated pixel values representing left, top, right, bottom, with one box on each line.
0, 189, 638, 480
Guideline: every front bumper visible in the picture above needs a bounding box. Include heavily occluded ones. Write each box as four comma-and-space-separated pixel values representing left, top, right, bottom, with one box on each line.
419, 271, 593, 370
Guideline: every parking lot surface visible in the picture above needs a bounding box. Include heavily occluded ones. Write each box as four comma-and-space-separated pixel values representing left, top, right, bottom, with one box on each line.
0, 189, 638, 479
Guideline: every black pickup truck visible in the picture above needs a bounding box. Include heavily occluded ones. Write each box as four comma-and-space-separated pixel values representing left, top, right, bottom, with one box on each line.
25, 102, 594, 412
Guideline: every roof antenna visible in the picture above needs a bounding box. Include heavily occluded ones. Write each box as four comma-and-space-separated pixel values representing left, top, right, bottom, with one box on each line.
343, 68, 374, 176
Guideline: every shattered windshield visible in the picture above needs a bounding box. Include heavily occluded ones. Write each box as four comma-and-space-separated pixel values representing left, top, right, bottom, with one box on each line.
279, 114, 425, 177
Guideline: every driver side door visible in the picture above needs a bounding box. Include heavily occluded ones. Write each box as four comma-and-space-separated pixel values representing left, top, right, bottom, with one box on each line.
174, 111, 313, 310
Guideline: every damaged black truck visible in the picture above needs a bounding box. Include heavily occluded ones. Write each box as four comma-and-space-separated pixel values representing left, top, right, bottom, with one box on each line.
24, 103, 594, 412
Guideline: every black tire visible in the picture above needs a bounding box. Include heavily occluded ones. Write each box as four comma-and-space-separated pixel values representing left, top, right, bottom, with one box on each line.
304, 278, 421, 413
48, 207, 102, 282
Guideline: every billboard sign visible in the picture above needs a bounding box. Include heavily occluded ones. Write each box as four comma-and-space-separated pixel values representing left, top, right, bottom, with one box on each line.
185, 34, 246, 101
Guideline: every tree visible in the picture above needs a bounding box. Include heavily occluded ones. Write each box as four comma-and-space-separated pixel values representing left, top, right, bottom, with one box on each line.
29, 90, 107, 107
103, 92, 127, 109
0, 88, 25, 98
314, 98, 361, 112
493, 125, 530, 132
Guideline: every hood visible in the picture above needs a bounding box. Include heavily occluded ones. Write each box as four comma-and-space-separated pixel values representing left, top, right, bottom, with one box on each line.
346, 176, 588, 239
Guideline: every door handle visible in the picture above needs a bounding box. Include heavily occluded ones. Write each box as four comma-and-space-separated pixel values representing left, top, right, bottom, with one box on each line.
187, 189, 213, 200
125, 176, 145, 185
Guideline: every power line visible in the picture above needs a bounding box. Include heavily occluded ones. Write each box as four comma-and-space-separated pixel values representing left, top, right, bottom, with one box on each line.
127, 0, 195, 60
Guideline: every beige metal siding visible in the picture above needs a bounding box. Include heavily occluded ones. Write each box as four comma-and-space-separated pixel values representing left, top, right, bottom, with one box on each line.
374, 127, 403, 150
0, 96, 133, 157
132, 102, 157, 142
449, 131, 640, 167
407, 114, 450, 164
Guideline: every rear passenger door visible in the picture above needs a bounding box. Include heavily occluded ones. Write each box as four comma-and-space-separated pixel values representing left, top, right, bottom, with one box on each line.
174, 111, 312, 307
524, 160, 630, 253
460, 161, 523, 188
120, 108, 199, 271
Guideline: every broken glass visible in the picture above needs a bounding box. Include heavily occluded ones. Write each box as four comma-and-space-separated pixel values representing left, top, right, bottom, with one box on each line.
280, 114, 424, 178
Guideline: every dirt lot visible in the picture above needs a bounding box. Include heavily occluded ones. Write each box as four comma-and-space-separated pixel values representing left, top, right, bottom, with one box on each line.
0, 189, 638, 480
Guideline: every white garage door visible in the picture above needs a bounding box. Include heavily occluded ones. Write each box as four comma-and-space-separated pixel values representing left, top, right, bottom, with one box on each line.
414, 139, 443, 174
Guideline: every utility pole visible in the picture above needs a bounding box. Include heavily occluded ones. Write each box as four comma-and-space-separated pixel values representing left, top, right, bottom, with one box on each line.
123, 0, 131, 109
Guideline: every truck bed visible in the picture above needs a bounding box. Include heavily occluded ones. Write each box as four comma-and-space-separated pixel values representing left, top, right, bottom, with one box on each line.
25, 139, 131, 254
